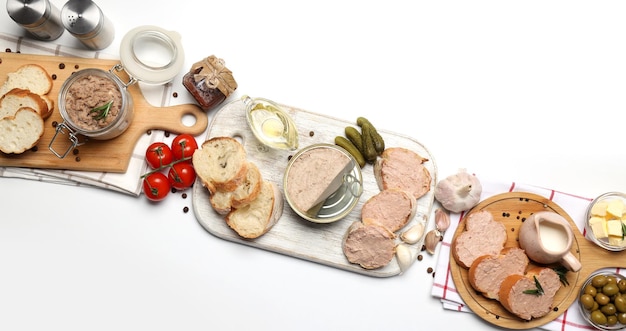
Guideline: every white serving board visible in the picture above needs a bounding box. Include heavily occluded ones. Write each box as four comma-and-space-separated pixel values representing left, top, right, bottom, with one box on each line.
192, 99, 438, 277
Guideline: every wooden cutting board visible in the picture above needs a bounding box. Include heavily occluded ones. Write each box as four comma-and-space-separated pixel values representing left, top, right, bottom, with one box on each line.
0, 52, 208, 173
450, 192, 623, 329
193, 99, 437, 277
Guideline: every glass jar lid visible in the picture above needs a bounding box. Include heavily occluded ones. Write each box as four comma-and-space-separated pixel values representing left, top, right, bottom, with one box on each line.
119, 25, 185, 85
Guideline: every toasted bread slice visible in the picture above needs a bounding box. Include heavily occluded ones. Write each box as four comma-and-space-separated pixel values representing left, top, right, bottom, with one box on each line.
209, 161, 264, 215
192, 137, 249, 193
0, 107, 44, 154
225, 181, 283, 239
0, 88, 50, 120
0, 64, 53, 97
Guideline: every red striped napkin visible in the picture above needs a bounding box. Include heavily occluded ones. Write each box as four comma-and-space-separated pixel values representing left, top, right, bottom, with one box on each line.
430, 178, 625, 330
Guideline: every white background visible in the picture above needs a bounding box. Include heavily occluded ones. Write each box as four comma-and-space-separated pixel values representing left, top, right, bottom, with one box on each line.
1, 1, 626, 330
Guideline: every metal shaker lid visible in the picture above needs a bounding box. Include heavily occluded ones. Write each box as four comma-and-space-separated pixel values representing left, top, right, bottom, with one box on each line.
61, 0, 103, 37
119, 25, 185, 85
6, 0, 49, 26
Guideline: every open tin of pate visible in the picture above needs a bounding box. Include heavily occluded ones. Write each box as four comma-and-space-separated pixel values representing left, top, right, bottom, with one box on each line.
283, 144, 363, 223
49, 25, 185, 158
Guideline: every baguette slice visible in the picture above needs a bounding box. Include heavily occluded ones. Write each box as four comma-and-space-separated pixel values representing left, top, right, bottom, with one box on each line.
192, 137, 249, 193
468, 247, 529, 300
0, 64, 53, 97
0, 107, 44, 154
499, 267, 561, 320
0, 88, 50, 120
451, 210, 507, 269
225, 181, 283, 239
209, 161, 263, 215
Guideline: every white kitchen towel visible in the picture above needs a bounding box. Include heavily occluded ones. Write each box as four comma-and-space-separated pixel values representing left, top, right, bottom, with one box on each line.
430, 178, 625, 331
0, 32, 169, 196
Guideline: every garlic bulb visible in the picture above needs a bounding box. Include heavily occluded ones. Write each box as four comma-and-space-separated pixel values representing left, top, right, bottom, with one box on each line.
434, 169, 482, 213
400, 222, 425, 244
395, 243, 418, 273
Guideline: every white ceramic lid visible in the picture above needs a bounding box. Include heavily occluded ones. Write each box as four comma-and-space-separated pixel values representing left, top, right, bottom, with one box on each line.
119, 25, 185, 85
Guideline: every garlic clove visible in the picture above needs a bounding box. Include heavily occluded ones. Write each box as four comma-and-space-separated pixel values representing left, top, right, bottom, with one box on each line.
424, 229, 442, 255
435, 208, 450, 233
400, 222, 425, 244
395, 243, 418, 273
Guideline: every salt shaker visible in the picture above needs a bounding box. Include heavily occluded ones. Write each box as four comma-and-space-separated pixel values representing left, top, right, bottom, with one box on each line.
6, 0, 65, 41
61, 0, 114, 50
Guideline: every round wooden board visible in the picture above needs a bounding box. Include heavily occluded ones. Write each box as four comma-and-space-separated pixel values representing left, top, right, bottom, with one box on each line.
449, 192, 621, 329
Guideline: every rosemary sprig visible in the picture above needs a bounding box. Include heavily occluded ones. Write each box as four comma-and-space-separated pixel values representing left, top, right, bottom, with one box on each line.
553, 266, 570, 286
523, 276, 545, 296
621, 222, 626, 240
90, 100, 113, 120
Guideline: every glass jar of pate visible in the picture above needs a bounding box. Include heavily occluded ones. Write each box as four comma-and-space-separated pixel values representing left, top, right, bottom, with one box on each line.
49, 25, 185, 158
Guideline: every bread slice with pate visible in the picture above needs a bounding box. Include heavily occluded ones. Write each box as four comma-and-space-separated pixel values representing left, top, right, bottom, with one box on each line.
225, 181, 283, 239
192, 136, 249, 194
209, 161, 263, 215
499, 267, 561, 320
0, 107, 44, 154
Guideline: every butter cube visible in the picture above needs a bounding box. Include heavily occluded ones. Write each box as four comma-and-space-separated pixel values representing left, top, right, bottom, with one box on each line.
590, 216, 608, 239
607, 219, 624, 237
591, 201, 609, 217
609, 236, 625, 246
607, 199, 625, 218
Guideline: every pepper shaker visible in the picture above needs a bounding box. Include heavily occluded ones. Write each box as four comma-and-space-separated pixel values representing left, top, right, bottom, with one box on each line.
6, 0, 65, 41
61, 0, 114, 50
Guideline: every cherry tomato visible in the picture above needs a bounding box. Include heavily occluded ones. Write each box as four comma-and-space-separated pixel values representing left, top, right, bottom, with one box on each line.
171, 134, 198, 162
145, 142, 173, 169
168, 162, 196, 190
143, 172, 170, 201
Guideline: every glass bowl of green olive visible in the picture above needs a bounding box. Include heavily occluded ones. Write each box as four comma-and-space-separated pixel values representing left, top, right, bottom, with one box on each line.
578, 270, 626, 330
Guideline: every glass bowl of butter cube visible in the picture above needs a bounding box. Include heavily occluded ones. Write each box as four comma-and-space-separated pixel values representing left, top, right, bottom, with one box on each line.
586, 192, 626, 251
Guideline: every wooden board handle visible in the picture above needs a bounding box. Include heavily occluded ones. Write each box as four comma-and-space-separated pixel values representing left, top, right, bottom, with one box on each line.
143, 103, 208, 135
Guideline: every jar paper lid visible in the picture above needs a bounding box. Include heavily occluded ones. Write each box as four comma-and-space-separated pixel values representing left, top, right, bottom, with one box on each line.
119, 25, 185, 85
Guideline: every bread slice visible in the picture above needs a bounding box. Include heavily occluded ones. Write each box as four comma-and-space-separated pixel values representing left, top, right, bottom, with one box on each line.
0, 88, 50, 120
225, 181, 283, 239
468, 247, 529, 300
0, 107, 44, 154
361, 188, 416, 233
499, 267, 561, 320
0, 64, 53, 97
192, 137, 249, 193
343, 221, 397, 270
451, 210, 507, 268
209, 161, 263, 214
374, 147, 432, 200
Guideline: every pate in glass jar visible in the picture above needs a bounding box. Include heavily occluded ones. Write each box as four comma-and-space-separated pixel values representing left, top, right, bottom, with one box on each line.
49, 25, 185, 158
49, 66, 134, 158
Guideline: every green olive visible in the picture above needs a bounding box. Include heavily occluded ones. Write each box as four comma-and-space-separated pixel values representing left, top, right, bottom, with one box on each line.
604, 283, 620, 296
596, 293, 611, 306
601, 303, 617, 316
584, 284, 598, 296
617, 312, 626, 324
592, 301, 600, 312
580, 293, 595, 310
618, 280, 626, 293
607, 315, 618, 326
615, 295, 626, 313
607, 276, 618, 285
591, 310, 608, 325
592, 275, 609, 288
